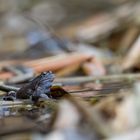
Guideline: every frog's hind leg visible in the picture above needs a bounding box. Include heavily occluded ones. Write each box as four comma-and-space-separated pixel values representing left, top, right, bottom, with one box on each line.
3, 91, 16, 101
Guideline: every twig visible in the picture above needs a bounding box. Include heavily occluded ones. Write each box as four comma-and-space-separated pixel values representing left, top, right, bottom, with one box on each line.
69, 82, 131, 93
0, 100, 33, 107
3, 66, 23, 75
24, 53, 92, 72
7, 73, 34, 84
55, 73, 140, 85
0, 84, 19, 92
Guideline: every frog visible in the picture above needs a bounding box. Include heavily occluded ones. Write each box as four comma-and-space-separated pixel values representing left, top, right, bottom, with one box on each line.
3, 71, 55, 102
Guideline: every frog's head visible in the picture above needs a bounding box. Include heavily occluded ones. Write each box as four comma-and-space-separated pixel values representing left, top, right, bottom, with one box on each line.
31, 71, 55, 88
39, 71, 55, 85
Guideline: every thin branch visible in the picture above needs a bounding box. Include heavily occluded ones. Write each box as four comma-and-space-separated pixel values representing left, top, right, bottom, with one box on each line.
0, 84, 19, 92
55, 73, 140, 85
0, 100, 33, 107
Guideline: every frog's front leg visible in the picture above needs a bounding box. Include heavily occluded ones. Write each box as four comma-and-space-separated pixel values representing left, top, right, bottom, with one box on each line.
38, 94, 50, 102
31, 91, 49, 102
3, 91, 17, 101
31, 93, 49, 102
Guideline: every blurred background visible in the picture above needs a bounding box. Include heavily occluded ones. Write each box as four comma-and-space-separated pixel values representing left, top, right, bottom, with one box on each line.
0, 0, 139, 60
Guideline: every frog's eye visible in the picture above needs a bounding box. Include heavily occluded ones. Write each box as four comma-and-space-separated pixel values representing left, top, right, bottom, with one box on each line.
47, 71, 52, 74
42, 72, 47, 75
42, 71, 52, 75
